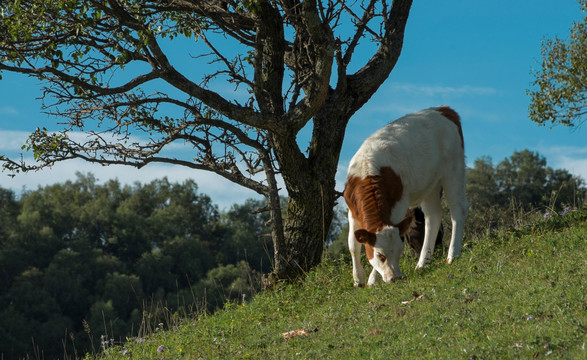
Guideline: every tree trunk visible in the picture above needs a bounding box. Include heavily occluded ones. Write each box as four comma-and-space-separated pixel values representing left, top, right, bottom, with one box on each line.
262, 174, 337, 284
261, 0, 413, 284
263, 92, 351, 284
282, 180, 334, 276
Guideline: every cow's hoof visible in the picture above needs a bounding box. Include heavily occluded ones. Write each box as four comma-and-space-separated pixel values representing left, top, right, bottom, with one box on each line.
415, 263, 428, 270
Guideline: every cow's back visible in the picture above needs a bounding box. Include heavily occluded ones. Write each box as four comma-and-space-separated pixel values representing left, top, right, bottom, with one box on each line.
347, 107, 464, 195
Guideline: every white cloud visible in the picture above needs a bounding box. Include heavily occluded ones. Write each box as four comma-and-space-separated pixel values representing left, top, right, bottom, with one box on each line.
539, 145, 587, 181
0, 130, 28, 151
0, 157, 265, 210
360, 82, 501, 122
0, 129, 277, 209
0, 106, 18, 115
388, 83, 499, 97
559, 157, 587, 181
335, 161, 349, 192
0, 129, 192, 155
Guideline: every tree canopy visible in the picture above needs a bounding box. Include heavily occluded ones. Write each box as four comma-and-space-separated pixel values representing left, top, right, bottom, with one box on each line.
466, 150, 586, 234
0, 0, 414, 281
528, 0, 587, 127
0, 175, 273, 359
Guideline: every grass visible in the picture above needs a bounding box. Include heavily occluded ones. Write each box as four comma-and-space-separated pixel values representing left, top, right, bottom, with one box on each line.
96, 211, 586, 359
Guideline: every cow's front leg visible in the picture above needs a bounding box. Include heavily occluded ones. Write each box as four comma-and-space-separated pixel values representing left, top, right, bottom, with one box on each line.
349, 237, 366, 287
348, 212, 366, 287
367, 268, 381, 286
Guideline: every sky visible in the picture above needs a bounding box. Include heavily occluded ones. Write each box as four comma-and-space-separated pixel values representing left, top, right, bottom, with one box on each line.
1, 1, 586, 210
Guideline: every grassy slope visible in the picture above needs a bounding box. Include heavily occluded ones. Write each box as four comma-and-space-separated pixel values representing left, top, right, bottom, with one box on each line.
100, 212, 586, 359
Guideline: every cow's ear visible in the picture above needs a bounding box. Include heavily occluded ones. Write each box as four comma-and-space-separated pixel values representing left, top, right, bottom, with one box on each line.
355, 229, 376, 246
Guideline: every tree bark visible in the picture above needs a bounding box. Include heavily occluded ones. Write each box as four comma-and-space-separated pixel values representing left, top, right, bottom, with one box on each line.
265, 0, 413, 282
264, 88, 352, 283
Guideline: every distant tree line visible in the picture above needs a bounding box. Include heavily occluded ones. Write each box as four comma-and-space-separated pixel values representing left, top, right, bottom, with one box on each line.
466, 149, 586, 235
0, 174, 278, 359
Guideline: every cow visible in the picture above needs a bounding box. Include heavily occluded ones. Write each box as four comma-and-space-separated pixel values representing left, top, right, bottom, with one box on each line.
343, 106, 468, 286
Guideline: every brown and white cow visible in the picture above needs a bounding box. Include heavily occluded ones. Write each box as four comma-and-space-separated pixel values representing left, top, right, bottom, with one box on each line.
343, 106, 467, 286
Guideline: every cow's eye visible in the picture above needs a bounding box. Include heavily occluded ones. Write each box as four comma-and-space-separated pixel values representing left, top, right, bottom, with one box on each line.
377, 253, 386, 262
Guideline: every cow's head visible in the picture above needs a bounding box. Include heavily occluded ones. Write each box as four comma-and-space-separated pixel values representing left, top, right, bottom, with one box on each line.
355, 226, 404, 282
344, 166, 410, 283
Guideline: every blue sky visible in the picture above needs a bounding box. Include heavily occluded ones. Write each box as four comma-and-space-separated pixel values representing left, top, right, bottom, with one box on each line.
1, 1, 586, 209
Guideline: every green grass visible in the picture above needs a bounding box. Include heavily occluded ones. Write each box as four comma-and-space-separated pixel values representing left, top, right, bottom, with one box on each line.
97, 212, 586, 359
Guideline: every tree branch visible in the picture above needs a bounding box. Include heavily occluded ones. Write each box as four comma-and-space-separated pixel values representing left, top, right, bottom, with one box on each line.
346, 0, 413, 109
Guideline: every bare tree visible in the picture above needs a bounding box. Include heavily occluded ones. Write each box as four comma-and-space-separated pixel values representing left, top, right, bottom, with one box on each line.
0, 0, 413, 283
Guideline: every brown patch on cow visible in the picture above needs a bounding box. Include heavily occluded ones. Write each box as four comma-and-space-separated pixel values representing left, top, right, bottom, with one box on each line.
354, 229, 376, 246
354, 229, 376, 261
436, 106, 464, 149
364, 243, 375, 260
343, 166, 404, 234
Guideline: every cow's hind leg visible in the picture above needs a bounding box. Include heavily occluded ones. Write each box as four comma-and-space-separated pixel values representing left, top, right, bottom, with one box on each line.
416, 190, 443, 269
444, 169, 468, 264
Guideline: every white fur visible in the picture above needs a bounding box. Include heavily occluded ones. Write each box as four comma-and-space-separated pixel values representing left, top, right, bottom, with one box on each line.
346, 107, 468, 286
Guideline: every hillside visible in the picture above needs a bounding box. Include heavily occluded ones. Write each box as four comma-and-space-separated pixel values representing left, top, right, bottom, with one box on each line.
97, 211, 586, 359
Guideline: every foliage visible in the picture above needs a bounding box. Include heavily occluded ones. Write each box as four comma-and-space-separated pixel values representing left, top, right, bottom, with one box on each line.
0, 174, 272, 359
466, 149, 586, 237
99, 208, 587, 359
218, 199, 274, 273
0, 0, 414, 280
528, 0, 587, 127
